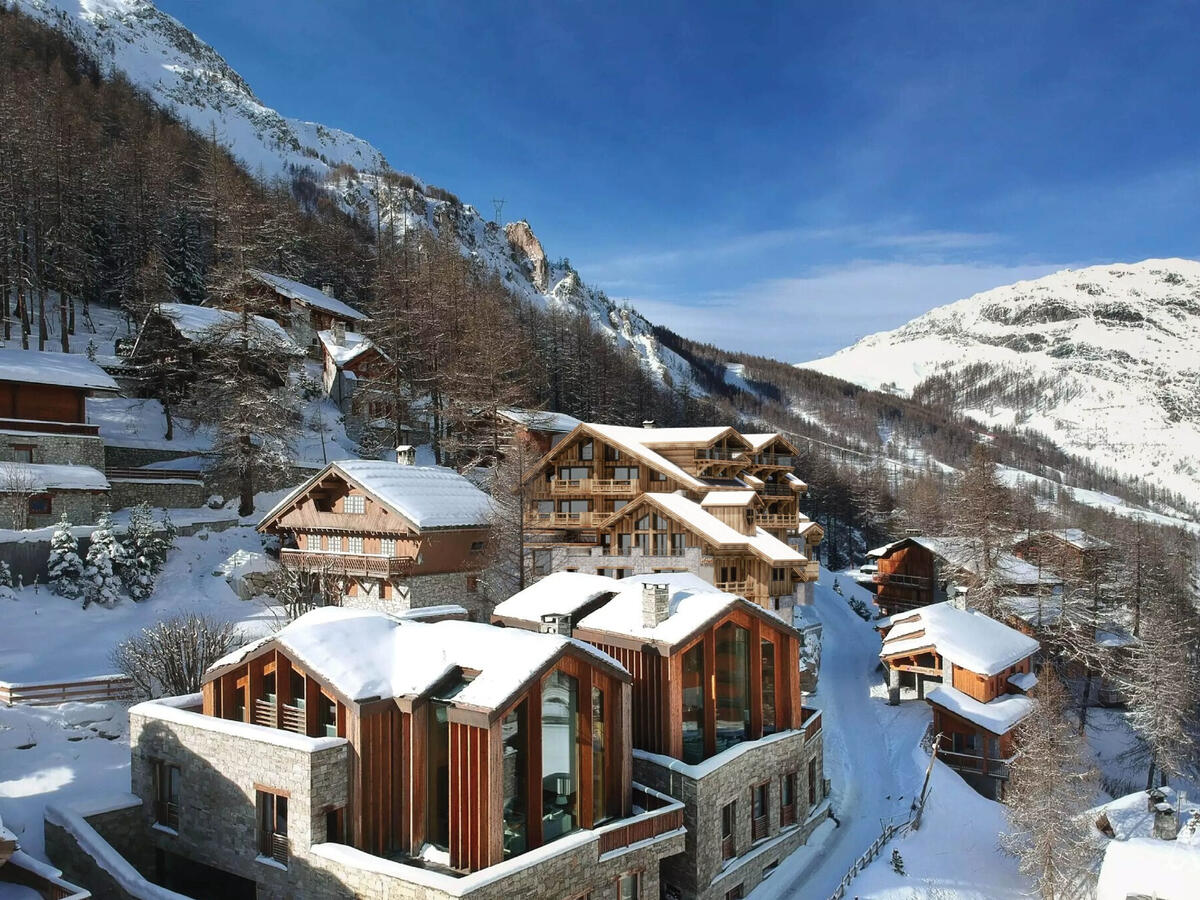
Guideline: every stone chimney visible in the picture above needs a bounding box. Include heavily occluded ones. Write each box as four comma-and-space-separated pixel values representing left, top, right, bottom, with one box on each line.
321, 283, 335, 297
641, 583, 671, 628
1153, 802, 1180, 840
332, 321, 346, 345
539, 613, 572, 637
1148, 787, 1170, 812
395, 445, 416, 466
642, 420, 655, 429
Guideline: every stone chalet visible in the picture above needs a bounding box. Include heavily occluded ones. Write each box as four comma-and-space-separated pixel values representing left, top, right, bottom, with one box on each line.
877, 601, 1040, 800
45, 607, 685, 900
316, 325, 387, 419
0, 348, 118, 527
245, 269, 369, 355
1093, 786, 1200, 900
494, 572, 829, 900
257, 452, 494, 619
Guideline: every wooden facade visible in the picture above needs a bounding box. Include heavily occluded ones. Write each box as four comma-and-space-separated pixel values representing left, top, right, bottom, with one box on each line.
870, 540, 941, 616
201, 638, 632, 874
0, 380, 89, 426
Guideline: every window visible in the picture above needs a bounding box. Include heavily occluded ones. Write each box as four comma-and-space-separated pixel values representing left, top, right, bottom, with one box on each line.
725, 887, 744, 900
951, 732, 980, 755
762, 638, 776, 735
605, 444, 622, 460
542, 670, 580, 842
347, 536, 364, 555
317, 693, 338, 737
808, 759, 817, 806
611, 466, 639, 481
324, 808, 345, 844
715, 622, 751, 753
11, 445, 32, 463
617, 872, 640, 900
592, 685, 608, 825
780, 773, 796, 826
671, 532, 686, 555
771, 567, 786, 582
558, 466, 590, 481
343, 495, 365, 514
721, 801, 736, 860
328, 535, 343, 553
306, 534, 321, 552
751, 783, 768, 841
256, 790, 288, 865
682, 642, 705, 764
470, 540, 485, 553
28, 494, 51, 516
501, 701, 528, 858
612, 500, 628, 512
579, 440, 594, 461
380, 538, 396, 557
649, 469, 666, 482
153, 761, 180, 831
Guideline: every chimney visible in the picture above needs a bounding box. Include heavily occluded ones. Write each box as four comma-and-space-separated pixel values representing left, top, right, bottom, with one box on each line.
332, 321, 346, 345
540, 613, 572, 637
1148, 786, 1170, 812
642, 420, 655, 429
321, 283, 335, 297
1153, 802, 1180, 840
641, 583, 671, 628
395, 445, 416, 466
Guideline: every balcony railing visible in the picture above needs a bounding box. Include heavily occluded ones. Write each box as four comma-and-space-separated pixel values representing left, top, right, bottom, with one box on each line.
937, 748, 1014, 779
279, 549, 414, 577
550, 478, 592, 494
596, 784, 685, 854
755, 454, 793, 467
607, 546, 689, 558
715, 579, 751, 595
801, 707, 823, 741
695, 448, 742, 461
253, 699, 278, 729
754, 512, 796, 528
761, 483, 791, 496
0, 417, 100, 437
281, 704, 305, 735
531, 511, 593, 527
592, 478, 637, 495
872, 572, 931, 590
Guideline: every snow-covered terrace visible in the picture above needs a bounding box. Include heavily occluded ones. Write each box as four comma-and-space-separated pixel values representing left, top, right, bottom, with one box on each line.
926, 684, 1035, 736
878, 601, 1040, 677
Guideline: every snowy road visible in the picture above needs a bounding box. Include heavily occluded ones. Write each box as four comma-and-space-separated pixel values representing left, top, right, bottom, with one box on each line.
755, 574, 925, 899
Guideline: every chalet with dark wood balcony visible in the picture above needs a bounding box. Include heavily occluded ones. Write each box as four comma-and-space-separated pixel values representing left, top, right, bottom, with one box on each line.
494, 572, 829, 900
60, 608, 683, 900
877, 601, 1039, 800
521, 423, 819, 610
257, 455, 493, 618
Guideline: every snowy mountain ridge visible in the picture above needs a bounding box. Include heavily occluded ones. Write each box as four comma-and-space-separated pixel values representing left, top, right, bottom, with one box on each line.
800, 259, 1200, 503
9, 0, 696, 389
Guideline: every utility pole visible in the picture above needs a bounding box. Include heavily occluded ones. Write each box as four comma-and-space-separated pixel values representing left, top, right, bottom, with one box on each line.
492, 198, 506, 223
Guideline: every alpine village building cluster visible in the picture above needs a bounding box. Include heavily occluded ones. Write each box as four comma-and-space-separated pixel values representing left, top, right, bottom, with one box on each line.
12, 269, 1078, 900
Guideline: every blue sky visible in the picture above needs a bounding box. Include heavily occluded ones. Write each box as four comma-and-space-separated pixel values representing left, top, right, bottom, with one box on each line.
160, 0, 1200, 361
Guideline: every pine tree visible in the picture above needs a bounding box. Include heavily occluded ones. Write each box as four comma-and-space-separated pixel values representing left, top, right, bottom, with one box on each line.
83, 510, 127, 608
122, 502, 158, 601
890, 849, 905, 876
47, 512, 84, 598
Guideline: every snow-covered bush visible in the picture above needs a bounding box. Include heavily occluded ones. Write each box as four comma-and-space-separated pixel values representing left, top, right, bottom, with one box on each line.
48, 513, 85, 598
83, 510, 127, 608
111, 613, 239, 697
0, 560, 12, 600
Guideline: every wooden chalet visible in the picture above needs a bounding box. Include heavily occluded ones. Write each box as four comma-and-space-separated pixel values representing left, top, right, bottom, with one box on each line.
877, 602, 1039, 799
493, 572, 816, 765
317, 325, 387, 417
0, 347, 117, 438
244, 269, 368, 353
495, 407, 582, 456
257, 456, 492, 609
865, 535, 1061, 617
1011, 528, 1112, 584
201, 608, 635, 872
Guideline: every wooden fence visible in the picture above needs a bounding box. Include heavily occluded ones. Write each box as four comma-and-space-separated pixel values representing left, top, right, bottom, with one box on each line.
826, 820, 908, 900
0, 674, 136, 706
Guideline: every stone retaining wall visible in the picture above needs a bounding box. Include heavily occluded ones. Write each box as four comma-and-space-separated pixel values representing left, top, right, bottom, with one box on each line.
108, 479, 206, 512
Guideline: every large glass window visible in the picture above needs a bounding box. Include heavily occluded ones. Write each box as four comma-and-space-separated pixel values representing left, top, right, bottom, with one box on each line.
542, 670, 580, 842
715, 623, 751, 753
427, 703, 450, 850
502, 702, 528, 859
579, 440, 594, 461
317, 693, 337, 737
592, 686, 608, 825
612, 466, 639, 481
682, 643, 705, 764
257, 790, 288, 865
762, 639, 776, 735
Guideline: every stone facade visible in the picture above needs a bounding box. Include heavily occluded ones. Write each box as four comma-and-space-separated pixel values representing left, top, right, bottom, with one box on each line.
0, 431, 105, 468
108, 477, 206, 512
341, 571, 493, 621
25, 489, 106, 529
103, 445, 201, 469
634, 729, 828, 900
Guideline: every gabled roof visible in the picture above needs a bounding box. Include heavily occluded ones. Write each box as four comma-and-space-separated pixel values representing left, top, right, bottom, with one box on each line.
1026, 528, 1113, 552
497, 407, 582, 434
0, 349, 119, 392
258, 459, 492, 532
634, 426, 750, 448
526, 423, 708, 490
741, 432, 800, 455
152, 303, 300, 353
247, 269, 367, 321
317, 329, 378, 368
878, 601, 1039, 677
867, 536, 1061, 587
926, 684, 1034, 735
206, 607, 626, 715
700, 490, 761, 508
494, 572, 800, 650
602, 492, 807, 566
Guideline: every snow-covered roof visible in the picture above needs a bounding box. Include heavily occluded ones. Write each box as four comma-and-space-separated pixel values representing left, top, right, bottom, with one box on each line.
784, 472, 807, 489
867, 536, 1060, 586
497, 407, 582, 434
635, 492, 807, 565
209, 607, 624, 710
317, 329, 376, 367
1094, 788, 1200, 900
493, 571, 622, 622
1001, 594, 1063, 629
578, 424, 709, 489
0, 348, 119, 392
879, 601, 1040, 676
156, 303, 298, 352
261, 459, 492, 531
926, 684, 1035, 735
247, 269, 367, 321
1039, 528, 1113, 552
1007, 671, 1038, 692
634, 426, 742, 447
0, 463, 109, 492
700, 490, 759, 508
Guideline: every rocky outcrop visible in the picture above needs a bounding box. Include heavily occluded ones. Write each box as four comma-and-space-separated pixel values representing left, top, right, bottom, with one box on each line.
504, 220, 550, 292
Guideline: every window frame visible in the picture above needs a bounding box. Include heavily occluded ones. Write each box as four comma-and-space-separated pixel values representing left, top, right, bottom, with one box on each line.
343, 494, 365, 514
152, 760, 181, 832
616, 870, 640, 900
27, 493, 51, 516
720, 800, 736, 860
751, 782, 768, 842
256, 788, 289, 866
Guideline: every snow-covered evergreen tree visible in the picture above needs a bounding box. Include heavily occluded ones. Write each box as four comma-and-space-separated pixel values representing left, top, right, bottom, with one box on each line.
83, 510, 127, 608
122, 502, 158, 601
150, 508, 178, 573
48, 513, 85, 598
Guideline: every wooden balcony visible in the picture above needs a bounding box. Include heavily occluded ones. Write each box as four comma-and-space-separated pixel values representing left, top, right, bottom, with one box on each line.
800, 560, 821, 581
550, 477, 592, 495
596, 785, 685, 854
0, 417, 100, 437
937, 749, 1012, 779
761, 483, 791, 496
695, 448, 742, 461
531, 511, 593, 528
715, 579, 752, 596
801, 707, 823, 741
279, 549, 414, 577
755, 453, 794, 467
872, 572, 930, 590
754, 512, 796, 529
592, 478, 637, 495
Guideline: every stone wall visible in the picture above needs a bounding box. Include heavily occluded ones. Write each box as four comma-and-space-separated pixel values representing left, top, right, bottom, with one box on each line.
26, 489, 106, 529
1, 432, 104, 468
549, 546, 712, 581
104, 445, 201, 469
44, 803, 152, 900
635, 730, 828, 900
108, 478, 206, 512
341, 571, 493, 622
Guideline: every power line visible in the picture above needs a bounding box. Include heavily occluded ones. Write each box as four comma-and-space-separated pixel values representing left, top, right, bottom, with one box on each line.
492, 198, 506, 223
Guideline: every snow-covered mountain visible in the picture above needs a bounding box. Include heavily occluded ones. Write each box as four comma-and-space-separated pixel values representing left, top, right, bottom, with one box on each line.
9, 0, 696, 388
800, 259, 1200, 503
